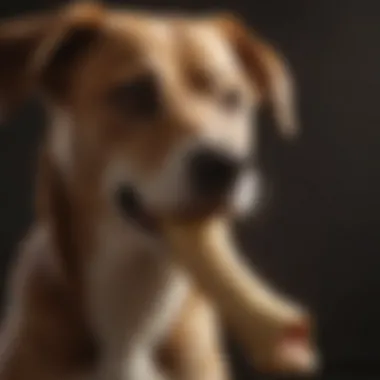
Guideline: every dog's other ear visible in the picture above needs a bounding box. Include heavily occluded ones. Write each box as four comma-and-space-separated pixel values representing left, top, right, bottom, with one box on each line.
0, 2, 104, 118
215, 14, 298, 139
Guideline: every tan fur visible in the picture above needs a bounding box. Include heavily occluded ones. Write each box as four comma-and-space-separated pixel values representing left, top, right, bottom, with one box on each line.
0, 3, 297, 379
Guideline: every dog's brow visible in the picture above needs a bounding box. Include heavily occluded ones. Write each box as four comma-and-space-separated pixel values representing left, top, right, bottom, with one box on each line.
174, 24, 243, 89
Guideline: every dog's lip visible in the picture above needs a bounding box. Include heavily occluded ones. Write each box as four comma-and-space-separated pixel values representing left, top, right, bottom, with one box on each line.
117, 185, 229, 231
117, 186, 160, 234
168, 198, 228, 222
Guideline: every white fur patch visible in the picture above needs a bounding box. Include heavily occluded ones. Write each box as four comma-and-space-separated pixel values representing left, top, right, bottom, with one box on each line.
231, 170, 262, 217
124, 348, 168, 380
48, 109, 73, 175
86, 210, 189, 379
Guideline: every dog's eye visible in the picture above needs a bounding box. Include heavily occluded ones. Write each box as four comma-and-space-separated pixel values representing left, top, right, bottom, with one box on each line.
108, 74, 161, 119
221, 89, 242, 111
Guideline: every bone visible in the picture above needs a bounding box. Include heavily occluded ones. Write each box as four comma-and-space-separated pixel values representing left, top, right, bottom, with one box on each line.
163, 217, 319, 374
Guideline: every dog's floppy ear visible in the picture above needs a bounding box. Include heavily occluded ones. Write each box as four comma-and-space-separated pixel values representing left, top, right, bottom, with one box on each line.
216, 14, 298, 138
0, 2, 104, 118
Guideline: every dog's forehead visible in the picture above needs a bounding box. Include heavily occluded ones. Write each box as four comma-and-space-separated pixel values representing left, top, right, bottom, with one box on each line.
106, 12, 173, 49
103, 12, 240, 77
179, 22, 239, 72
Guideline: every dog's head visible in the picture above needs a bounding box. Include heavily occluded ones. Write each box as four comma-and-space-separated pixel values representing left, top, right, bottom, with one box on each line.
0, 3, 297, 224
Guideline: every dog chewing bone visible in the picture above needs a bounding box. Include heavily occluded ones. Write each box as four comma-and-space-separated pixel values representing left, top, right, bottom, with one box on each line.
163, 217, 319, 374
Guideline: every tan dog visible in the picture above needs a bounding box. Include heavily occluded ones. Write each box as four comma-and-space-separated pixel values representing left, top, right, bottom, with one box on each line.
0, 3, 298, 379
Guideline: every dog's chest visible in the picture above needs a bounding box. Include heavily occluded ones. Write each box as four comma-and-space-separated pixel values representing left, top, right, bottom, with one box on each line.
85, 217, 190, 348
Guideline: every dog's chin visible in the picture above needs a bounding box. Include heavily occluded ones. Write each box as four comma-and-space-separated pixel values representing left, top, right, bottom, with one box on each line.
162, 197, 231, 223
118, 187, 226, 228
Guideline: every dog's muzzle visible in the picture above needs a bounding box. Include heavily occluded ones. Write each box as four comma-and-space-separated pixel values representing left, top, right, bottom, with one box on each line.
116, 147, 249, 229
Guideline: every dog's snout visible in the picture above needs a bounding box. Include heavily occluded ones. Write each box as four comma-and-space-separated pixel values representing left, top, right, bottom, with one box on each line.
188, 148, 240, 196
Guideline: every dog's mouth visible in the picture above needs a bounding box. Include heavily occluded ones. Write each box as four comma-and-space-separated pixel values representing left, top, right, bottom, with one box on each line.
116, 185, 228, 233
117, 186, 160, 234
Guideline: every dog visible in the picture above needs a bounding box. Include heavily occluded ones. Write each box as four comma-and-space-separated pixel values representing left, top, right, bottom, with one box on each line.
0, 3, 297, 379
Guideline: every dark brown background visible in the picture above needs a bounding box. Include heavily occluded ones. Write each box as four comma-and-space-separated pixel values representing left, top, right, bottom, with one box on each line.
1, 1, 379, 379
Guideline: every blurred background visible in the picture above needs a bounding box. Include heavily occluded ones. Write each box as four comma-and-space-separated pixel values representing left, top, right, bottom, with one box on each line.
1, 0, 380, 379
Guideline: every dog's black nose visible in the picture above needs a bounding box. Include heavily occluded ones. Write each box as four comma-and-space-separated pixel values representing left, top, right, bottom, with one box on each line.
189, 148, 240, 196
